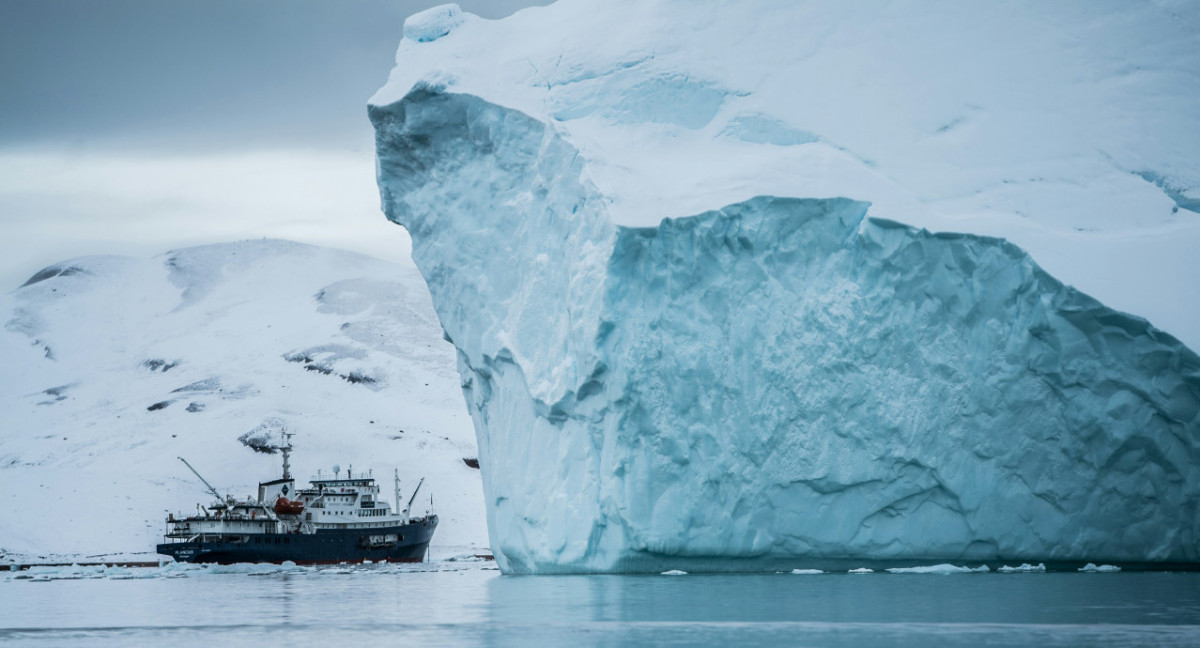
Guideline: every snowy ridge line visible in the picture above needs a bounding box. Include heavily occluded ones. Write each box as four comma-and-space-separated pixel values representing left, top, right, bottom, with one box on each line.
373, 79, 1199, 574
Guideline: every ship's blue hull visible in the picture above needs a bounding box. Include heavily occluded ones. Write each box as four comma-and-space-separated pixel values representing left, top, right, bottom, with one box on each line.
156, 516, 437, 565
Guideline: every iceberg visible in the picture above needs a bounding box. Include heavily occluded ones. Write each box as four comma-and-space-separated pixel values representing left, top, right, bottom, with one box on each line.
370, 2, 1200, 573
997, 563, 1046, 574
885, 564, 990, 575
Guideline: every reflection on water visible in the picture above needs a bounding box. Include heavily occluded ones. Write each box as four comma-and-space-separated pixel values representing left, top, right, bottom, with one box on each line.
2, 563, 1199, 647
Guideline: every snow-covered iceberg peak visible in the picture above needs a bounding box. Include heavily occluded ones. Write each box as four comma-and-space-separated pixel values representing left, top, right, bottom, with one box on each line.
371, 2, 1200, 573
402, 4, 465, 43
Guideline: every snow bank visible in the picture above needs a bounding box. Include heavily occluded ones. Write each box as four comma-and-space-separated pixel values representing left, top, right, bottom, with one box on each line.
371, 0, 1200, 574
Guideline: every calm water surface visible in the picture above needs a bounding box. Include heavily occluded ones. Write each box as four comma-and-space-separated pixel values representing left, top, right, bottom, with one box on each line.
2, 563, 1199, 647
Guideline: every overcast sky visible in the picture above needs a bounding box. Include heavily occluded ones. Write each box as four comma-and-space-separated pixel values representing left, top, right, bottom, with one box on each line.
0, 0, 547, 289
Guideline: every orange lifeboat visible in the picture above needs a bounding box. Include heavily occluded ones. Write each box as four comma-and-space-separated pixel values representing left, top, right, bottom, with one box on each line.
274, 497, 304, 515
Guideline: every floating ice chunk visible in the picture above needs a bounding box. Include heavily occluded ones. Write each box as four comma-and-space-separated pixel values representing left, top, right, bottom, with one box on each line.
1079, 563, 1122, 573
998, 563, 1046, 573
106, 567, 134, 580
17, 563, 108, 580
403, 4, 465, 43
848, 568, 874, 574
661, 569, 687, 575
156, 561, 203, 578
885, 564, 990, 574
790, 569, 824, 575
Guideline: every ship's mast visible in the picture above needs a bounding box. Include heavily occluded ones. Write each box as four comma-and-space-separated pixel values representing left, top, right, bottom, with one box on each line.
279, 430, 294, 480
394, 468, 401, 515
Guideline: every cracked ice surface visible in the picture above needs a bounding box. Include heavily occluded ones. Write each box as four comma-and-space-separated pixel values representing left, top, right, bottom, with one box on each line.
371, 2, 1200, 573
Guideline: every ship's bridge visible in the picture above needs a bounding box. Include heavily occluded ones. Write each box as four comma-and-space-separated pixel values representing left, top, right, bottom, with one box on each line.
293, 469, 411, 526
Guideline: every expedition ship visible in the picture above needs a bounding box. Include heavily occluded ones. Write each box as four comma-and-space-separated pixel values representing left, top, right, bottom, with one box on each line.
156, 433, 437, 564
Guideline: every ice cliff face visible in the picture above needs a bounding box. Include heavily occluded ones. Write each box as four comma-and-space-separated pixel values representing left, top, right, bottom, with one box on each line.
371, 2, 1200, 572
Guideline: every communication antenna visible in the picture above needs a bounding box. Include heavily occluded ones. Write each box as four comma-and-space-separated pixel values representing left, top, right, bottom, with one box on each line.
333, 464, 341, 478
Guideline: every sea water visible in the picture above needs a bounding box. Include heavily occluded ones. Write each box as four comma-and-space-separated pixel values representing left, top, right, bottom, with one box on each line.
2, 562, 1199, 647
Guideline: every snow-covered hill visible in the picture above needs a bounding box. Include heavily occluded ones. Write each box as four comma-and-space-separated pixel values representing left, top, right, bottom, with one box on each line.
0, 240, 484, 563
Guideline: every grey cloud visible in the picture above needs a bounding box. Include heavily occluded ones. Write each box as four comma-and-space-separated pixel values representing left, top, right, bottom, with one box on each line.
0, 0, 548, 152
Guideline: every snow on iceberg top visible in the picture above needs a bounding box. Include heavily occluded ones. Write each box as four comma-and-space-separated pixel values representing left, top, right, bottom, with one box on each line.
402, 4, 465, 43
371, 0, 1200, 348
